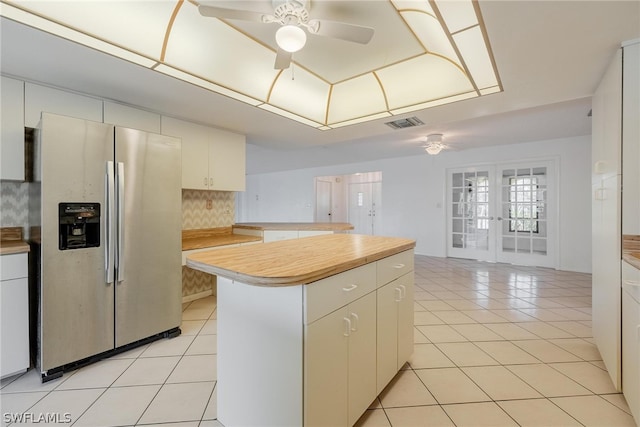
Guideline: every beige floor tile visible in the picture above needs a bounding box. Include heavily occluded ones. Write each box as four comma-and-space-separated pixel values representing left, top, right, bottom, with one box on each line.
414, 328, 431, 344
416, 300, 455, 311
442, 402, 519, 426
548, 307, 592, 321
140, 335, 196, 357
385, 405, 455, 426
379, 369, 437, 408
460, 310, 510, 323
409, 344, 455, 369
512, 340, 581, 363
506, 364, 591, 397
435, 342, 500, 367
472, 299, 512, 310
354, 409, 391, 427
432, 310, 477, 325
497, 398, 582, 426
484, 323, 540, 340
199, 319, 218, 335
415, 368, 490, 404
601, 393, 633, 415
55, 358, 133, 390
450, 324, 505, 341
186, 334, 217, 355
138, 381, 215, 424
110, 343, 149, 360
73, 384, 160, 427
474, 341, 541, 365
415, 325, 467, 343
443, 299, 489, 310
548, 338, 601, 360
549, 361, 618, 394
166, 354, 217, 383
181, 319, 206, 335
0, 391, 49, 419
514, 322, 574, 339
202, 383, 217, 420
547, 321, 593, 337
414, 311, 446, 326
551, 395, 637, 426
518, 308, 570, 322
0, 369, 70, 393
113, 356, 180, 387
462, 366, 542, 400
24, 388, 105, 426
490, 309, 538, 322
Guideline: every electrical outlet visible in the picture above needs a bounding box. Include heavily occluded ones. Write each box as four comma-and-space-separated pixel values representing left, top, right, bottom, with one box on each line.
206, 199, 213, 210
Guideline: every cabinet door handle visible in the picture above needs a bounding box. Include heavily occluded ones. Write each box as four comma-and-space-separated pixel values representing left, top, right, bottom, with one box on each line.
204, 177, 208, 186
395, 287, 402, 302
624, 280, 640, 287
210, 178, 214, 186
637, 325, 640, 341
342, 284, 358, 292
343, 317, 351, 337
393, 263, 405, 269
399, 284, 406, 299
350, 313, 359, 332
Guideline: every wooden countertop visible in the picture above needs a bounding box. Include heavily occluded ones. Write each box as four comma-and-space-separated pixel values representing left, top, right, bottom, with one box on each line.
233, 222, 354, 231
187, 233, 415, 287
623, 234, 640, 270
182, 227, 262, 251
0, 227, 30, 255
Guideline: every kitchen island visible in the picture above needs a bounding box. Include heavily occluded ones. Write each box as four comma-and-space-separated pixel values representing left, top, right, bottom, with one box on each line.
233, 221, 354, 242
187, 234, 415, 427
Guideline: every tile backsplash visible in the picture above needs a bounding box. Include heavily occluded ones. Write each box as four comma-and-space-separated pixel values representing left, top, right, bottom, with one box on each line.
182, 189, 235, 230
0, 181, 29, 235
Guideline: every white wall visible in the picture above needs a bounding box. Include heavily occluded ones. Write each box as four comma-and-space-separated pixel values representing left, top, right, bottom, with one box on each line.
237, 135, 592, 273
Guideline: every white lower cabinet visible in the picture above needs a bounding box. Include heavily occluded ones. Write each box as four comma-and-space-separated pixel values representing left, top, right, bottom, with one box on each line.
377, 272, 414, 393
1, 253, 30, 378
304, 292, 377, 427
622, 261, 640, 423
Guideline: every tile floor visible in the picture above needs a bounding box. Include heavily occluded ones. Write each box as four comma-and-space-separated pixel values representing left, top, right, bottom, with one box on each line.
0, 255, 637, 426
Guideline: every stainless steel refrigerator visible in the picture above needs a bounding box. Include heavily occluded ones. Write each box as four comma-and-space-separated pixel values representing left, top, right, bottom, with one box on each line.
30, 113, 182, 381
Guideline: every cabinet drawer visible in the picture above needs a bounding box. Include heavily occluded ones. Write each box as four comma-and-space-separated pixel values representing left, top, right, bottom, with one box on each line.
377, 250, 414, 287
304, 263, 376, 324
0, 253, 28, 281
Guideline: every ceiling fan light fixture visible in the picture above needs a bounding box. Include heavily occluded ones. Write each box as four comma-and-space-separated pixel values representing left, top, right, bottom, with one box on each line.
276, 25, 307, 52
424, 133, 444, 155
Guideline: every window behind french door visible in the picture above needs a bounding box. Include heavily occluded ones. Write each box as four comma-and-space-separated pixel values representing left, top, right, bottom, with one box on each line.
447, 160, 557, 268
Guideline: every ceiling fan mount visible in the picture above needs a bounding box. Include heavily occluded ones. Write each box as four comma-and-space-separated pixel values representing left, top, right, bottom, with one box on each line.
198, 0, 374, 69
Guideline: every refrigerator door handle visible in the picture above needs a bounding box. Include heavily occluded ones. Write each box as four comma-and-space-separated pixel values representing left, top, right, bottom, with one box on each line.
117, 162, 126, 283
106, 161, 116, 284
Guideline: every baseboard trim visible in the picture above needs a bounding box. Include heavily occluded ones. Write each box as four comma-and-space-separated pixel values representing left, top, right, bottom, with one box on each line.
182, 290, 213, 304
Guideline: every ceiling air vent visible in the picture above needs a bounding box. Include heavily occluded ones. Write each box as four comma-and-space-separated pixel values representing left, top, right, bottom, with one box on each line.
385, 116, 425, 130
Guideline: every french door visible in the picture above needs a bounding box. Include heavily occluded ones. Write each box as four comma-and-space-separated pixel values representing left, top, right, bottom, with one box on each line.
349, 182, 382, 235
447, 160, 557, 268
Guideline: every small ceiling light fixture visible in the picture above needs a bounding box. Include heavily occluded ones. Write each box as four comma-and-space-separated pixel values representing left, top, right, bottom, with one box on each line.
275, 25, 307, 52
424, 133, 445, 155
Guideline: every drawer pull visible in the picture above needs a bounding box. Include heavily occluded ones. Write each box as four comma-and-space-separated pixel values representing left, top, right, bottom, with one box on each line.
343, 317, 351, 337
350, 313, 359, 332
624, 280, 640, 287
393, 263, 406, 269
342, 284, 358, 292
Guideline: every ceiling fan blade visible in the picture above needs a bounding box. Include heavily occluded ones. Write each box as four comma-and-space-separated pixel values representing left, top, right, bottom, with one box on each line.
308, 19, 374, 44
274, 48, 292, 69
198, 5, 266, 23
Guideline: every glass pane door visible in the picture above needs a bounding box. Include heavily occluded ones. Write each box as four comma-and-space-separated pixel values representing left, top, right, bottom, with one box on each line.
497, 161, 555, 267
447, 167, 496, 261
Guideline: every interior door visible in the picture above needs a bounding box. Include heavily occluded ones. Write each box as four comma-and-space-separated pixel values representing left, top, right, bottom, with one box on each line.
315, 179, 332, 222
348, 182, 381, 235
114, 127, 182, 347
447, 167, 496, 262
496, 161, 556, 268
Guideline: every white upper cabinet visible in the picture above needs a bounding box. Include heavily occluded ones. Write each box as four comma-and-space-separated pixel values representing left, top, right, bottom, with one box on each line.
103, 101, 161, 133
1, 76, 25, 181
622, 41, 640, 235
161, 116, 245, 191
24, 82, 103, 128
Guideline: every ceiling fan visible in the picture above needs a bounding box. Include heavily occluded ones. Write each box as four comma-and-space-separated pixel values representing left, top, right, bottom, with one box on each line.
198, 0, 375, 69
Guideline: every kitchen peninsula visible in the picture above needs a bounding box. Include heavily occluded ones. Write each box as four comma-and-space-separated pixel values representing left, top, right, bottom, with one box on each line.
187, 234, 415, 427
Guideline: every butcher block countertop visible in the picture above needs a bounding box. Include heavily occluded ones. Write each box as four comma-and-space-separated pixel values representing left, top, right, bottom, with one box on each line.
0, 227, 30, 255
182, 227, 262, 251
233, 222, 354, 231
186, 233, 415, 287
623, 234, 640, 270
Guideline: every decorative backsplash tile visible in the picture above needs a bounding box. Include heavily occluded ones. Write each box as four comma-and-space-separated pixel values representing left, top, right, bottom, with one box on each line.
0, 181, 29, 234
182, 189, 235, 230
